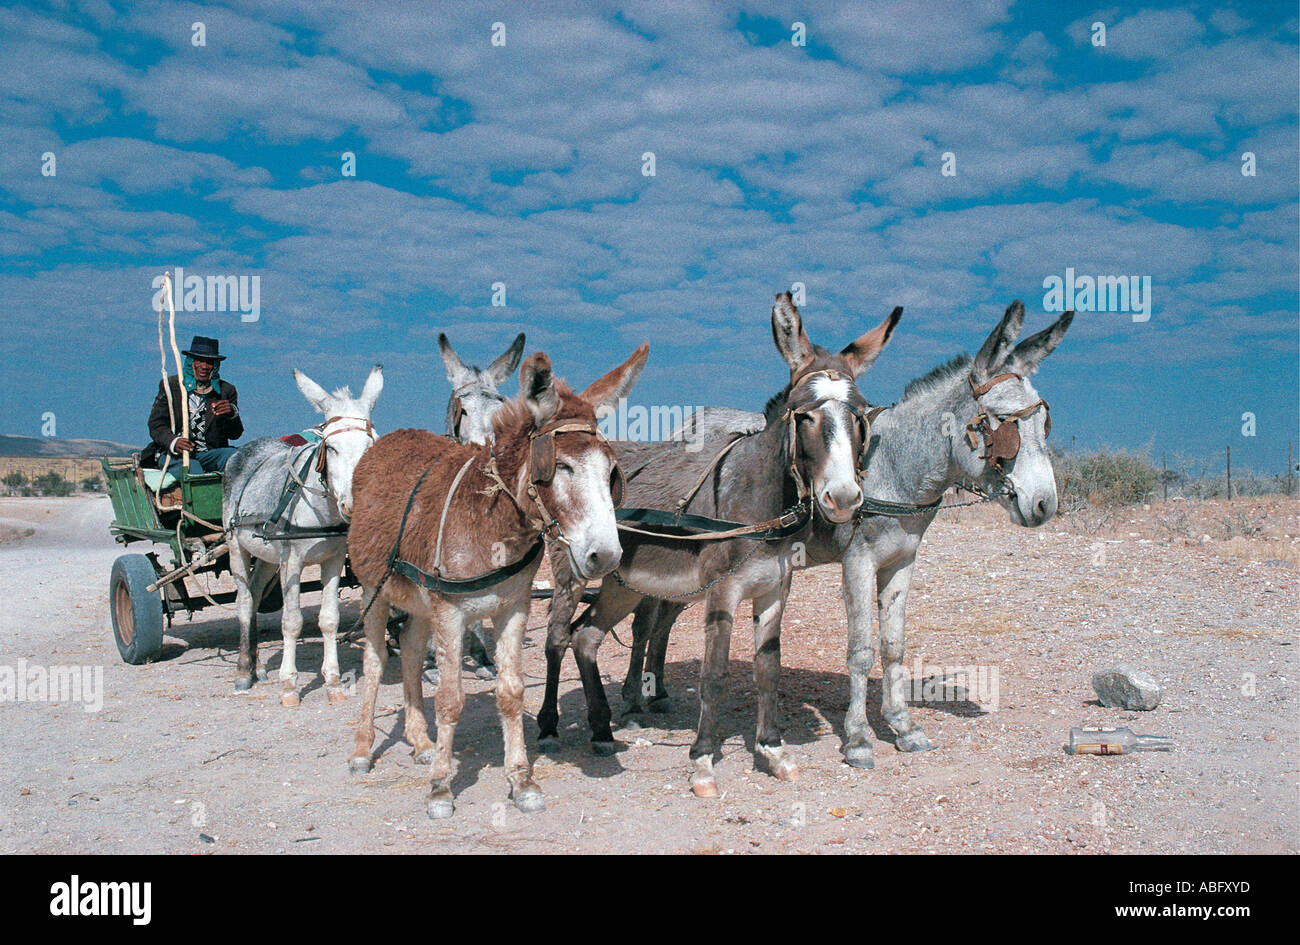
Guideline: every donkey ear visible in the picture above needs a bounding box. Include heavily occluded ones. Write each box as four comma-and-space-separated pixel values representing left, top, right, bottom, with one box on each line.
971, 300, 1026, 381
358, 364, 383, 414
580, 342, 650, 414
438, 333, 471, 386
293, 369, 332, 415
520, 352, 560, 425
1003, 310, 1073, 378
770, 292, 813, 372
487, 333, 526, 386
840, 306, 903, 378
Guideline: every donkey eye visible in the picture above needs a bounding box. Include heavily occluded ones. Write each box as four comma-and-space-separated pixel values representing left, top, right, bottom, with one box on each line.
556, 461, 574, 474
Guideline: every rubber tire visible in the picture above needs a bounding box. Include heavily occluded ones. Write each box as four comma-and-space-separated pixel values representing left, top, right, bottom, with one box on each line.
110, 554, 165, 665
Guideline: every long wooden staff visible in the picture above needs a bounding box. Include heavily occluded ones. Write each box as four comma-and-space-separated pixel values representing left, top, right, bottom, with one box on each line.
161, 272, 190, 471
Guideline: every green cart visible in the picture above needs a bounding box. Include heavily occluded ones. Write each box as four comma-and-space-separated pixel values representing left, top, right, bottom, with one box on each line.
101, 456, 297, 665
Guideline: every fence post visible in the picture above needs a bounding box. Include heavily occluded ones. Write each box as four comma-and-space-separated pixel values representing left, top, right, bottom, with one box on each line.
1226, 445, 1231, 500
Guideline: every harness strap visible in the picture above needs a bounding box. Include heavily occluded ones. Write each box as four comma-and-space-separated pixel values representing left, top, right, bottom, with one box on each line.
855, 494, 944, 519
673, 432, 749, 518
432, 456, 477, 576
615, 500, 811, 542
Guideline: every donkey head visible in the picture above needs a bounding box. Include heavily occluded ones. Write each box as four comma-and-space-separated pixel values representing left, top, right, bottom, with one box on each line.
439, 332, 526, 446
292, 365, 383, 521
958, 300, 1073, 527
512, 343, 649, 581
771, 291, 902, 523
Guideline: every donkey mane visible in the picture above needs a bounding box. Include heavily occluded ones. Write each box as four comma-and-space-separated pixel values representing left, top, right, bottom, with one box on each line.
761, 383, 794, 424
901, 353, 971, 401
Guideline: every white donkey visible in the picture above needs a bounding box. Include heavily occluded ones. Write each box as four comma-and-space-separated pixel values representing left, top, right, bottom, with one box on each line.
223, 366, 383, 705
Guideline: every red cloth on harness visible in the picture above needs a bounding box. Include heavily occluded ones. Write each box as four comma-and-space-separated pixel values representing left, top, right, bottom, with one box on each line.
280, 433, 310, 446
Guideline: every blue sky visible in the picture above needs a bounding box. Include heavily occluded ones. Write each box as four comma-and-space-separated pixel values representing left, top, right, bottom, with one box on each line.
1, 0, 1296, 473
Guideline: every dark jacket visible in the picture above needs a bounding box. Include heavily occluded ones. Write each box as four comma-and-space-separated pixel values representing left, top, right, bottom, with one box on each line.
140, 375, 244, 467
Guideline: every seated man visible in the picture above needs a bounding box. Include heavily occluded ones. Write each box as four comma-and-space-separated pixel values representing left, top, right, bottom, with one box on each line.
140, 335, 244, 477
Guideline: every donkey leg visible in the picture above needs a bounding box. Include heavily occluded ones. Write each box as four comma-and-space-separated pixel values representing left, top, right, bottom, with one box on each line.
689, 587, 740, 798
399, 613, 436, 764
537, 545, 582, 746
278, 555, 304, 707
348, 592, 390, 775
494, 599, 543, 812
620, 598, 658, 723
841, 547, 879, 768
572, 582, 640, 754
229, 542, 259, 691
877, 559, 933, 753
319, 552, 347, 704
645, 602, 685, 713
752, 579, 798, 782
465, 620, 497, 680
426, 608, 466, 819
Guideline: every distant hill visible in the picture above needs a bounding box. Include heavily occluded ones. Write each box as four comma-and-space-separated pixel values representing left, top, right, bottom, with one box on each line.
0, 434, 138, 457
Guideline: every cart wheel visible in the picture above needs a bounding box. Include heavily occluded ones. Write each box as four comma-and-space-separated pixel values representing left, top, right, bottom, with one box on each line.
258, 575, 283, 614
110, 554, 165, 665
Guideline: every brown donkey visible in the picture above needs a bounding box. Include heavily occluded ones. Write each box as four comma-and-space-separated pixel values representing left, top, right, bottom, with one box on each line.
346, 346, 648, 818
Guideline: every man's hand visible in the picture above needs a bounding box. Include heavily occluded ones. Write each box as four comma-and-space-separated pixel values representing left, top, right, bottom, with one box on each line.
211, 399, 233, 417
173, 437, 196, 454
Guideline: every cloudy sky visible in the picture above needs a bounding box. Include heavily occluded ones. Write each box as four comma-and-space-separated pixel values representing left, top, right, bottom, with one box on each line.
1, 0, 1296, 473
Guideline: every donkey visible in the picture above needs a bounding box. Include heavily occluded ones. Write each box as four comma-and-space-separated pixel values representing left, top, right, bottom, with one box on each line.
223, 366, 383, 705
538, 293, 900, 797
346, 346, 649, 818
624, 301, 1073, 778
433, 331, 526, 680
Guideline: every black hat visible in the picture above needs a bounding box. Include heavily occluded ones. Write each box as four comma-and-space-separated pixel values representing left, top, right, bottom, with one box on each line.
182, 336, 225, 362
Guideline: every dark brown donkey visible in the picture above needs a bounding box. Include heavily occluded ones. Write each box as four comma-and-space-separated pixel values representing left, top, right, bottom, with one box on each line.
538, 293, 901, 797
346, 346, 648, 818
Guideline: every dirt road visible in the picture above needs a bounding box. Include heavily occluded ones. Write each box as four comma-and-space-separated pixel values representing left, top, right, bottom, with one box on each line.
1, 495, 1296, 854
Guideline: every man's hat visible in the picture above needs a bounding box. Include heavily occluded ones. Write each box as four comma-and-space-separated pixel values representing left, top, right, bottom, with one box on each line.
182, 336, 225, 362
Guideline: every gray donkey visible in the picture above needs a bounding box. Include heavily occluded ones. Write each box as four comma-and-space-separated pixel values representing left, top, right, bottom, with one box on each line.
620, 301, 1073, 784
426, 332, 526, 681
222, 366, 383, 704
539, 293, 902, 796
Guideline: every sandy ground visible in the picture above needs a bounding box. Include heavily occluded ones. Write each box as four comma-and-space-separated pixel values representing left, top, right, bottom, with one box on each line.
1, 494, 1296, 854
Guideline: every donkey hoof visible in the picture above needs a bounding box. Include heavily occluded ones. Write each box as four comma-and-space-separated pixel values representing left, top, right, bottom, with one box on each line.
413, 746, 437, 766
620, 715, 644, 731
773, 758, 800, 782
347, 755, 373, 776
538, 735, 560, 753
233, 676, 254, 692
513, 788, 546, 814
647, 696, 674, 714
844, 744, 876, 769
256, 666, 269, 682
426, 798, 455, 819
690, 776, 720, 799
895, 730, 935, 753
590, 740, 619, 757
473, 664, 498, 681
327, 688, 348, 705
422, 669, 440, 687
280, 691, 300, 708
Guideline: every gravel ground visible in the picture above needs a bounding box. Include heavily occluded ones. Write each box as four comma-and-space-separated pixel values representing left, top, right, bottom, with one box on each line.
1, 494, 1295, 854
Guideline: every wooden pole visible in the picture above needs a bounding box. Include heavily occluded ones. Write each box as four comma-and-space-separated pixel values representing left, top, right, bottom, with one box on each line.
162, 272, 190, 473
1226, 445, 1231, 500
